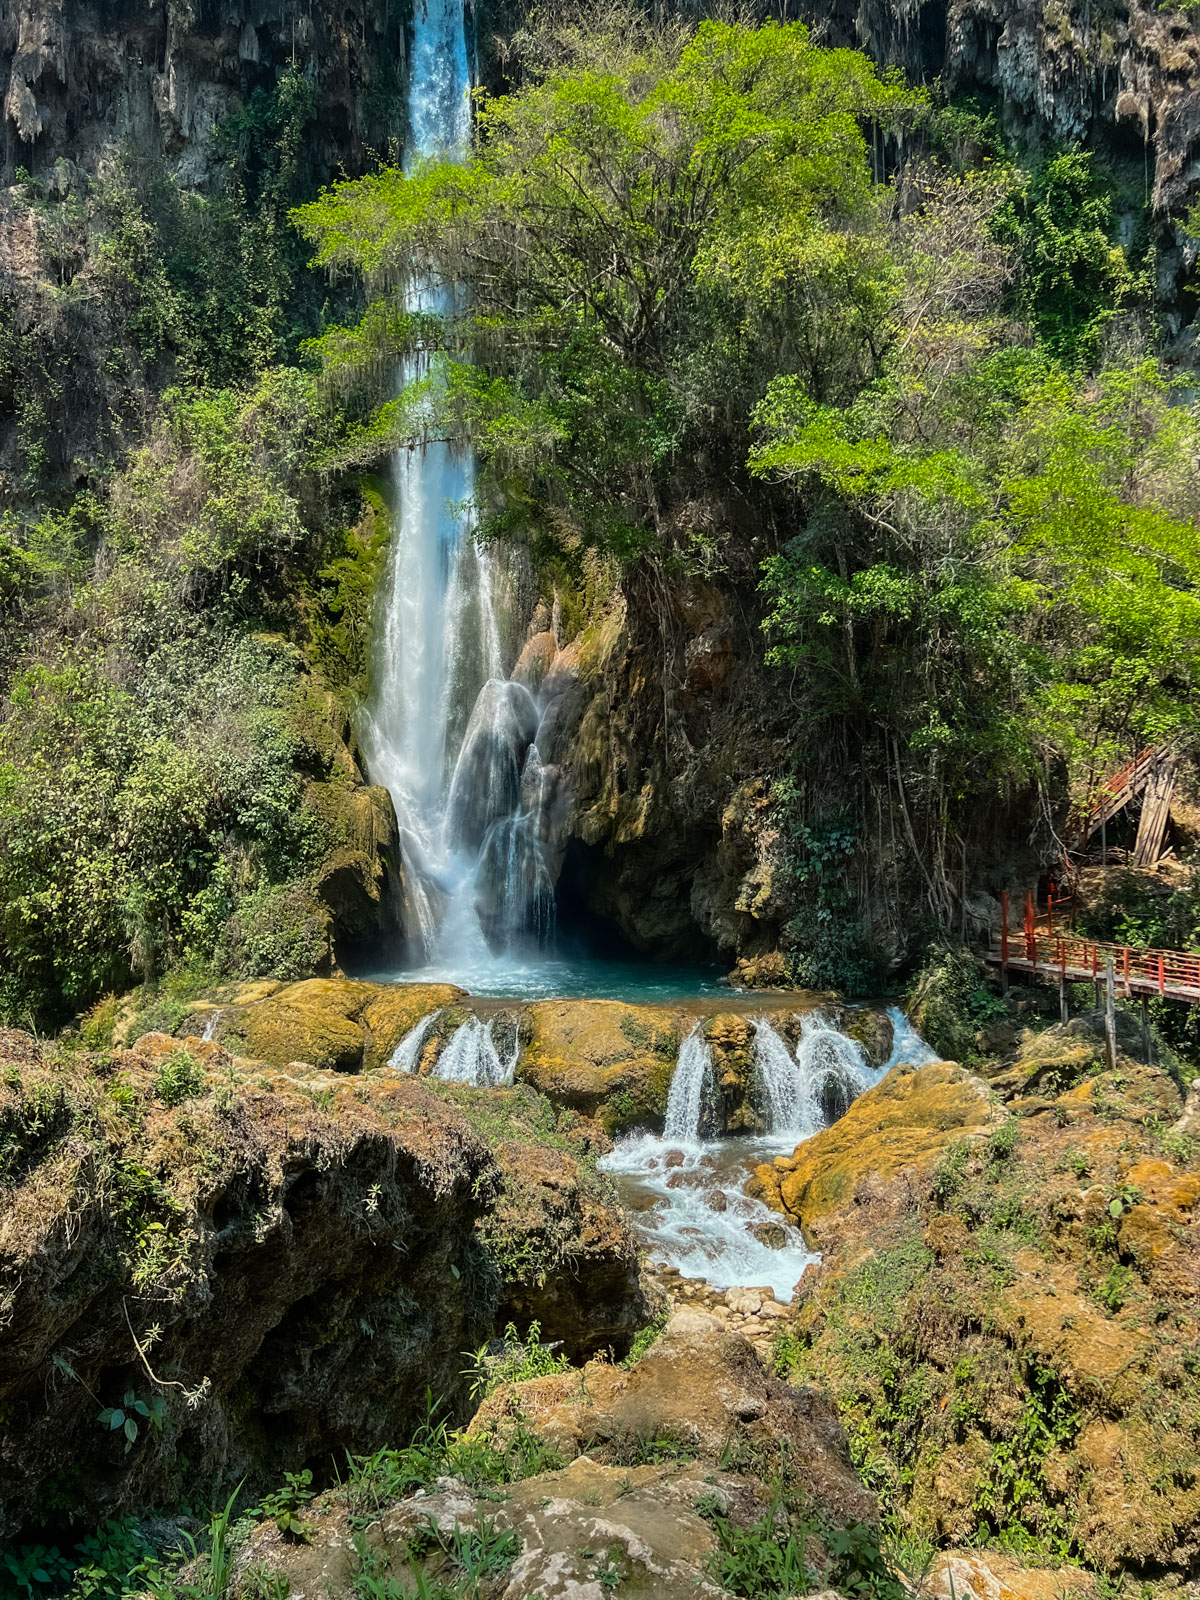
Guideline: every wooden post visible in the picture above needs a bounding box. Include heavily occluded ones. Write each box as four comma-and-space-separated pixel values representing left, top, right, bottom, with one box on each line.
1000, 889, 1009, 996
1159, 951, 1166, 997
1105, 955, 1117, 1072
1141, 994, 1151, 1065
1025, 891, 1035, 963
1123, 946, 1130, 998
1101, 816, 1107, 867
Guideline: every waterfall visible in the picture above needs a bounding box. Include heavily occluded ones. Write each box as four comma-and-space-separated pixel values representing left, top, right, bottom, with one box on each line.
663, 1025, 717, 1143
884, 1005, 940, 1068
751, 1018, 815, 1138
432, 1017, 518, 1086
359, 0, 558, 977
795, 1011, 879, 1127
201, 1008, 223, 1043
388, 1008, 442, 1072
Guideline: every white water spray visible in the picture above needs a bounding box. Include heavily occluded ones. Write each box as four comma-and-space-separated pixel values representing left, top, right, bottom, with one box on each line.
602, 1007, 935, 1302
432, 1016, 518, 1086
751, 1018, 812, 1137
663, 1024, 717, 1142
883, 1004, 940, 1068
388, 1009, 442, 1073
201, 1009, 223, 1043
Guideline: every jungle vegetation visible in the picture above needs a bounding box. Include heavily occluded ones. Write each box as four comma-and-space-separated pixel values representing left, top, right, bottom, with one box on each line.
0, 4, 1197, 1017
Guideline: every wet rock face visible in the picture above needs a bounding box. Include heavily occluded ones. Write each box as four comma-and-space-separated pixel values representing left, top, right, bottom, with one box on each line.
0, 1029, 499, 1539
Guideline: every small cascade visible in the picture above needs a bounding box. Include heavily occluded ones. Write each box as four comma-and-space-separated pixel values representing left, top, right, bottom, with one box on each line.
751, 1018, 813, 1137
795, 1011, 879, 1126
201, 1009, 223, 1043
432, 1016, 518, 1087
604, 1004, 934, 1304
388, 1009, 442, 1073
884, 1005, 940, 1068
663, 1025, 718, 1143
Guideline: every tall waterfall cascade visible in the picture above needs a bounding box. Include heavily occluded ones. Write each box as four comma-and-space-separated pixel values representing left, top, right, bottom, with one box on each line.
360, 0, 559, 983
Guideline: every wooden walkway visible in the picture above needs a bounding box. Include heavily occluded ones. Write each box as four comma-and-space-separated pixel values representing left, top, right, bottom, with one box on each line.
985, 890, 1200, 1005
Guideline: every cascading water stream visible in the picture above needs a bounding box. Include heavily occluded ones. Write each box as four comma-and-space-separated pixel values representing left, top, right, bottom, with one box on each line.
387, 1008, 517, 1087
388, 1008, 442, 1072
602, 1007, 941, 1301
794, 1010, 882, 1127
663, 1024, 717, 1142
431, 1016, 518, 1086
359, 0, 559, 981
751, 1018, 812, 1137
883, 1004, 940, 1068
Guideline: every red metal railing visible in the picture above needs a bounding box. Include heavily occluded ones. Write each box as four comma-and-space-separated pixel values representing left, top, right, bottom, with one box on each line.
1004, 932, 1200, 996
996, 888, 1200, 999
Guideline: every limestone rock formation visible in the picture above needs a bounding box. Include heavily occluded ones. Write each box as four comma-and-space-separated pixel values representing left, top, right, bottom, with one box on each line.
190, 978, 467, 1072
754, 1060, 999, 1241
771, 1015, 1200, 1574
0, 1026, 498, 1538
227, 1308, 878, 1600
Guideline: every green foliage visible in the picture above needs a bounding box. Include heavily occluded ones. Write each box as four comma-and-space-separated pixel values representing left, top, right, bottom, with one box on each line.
344, 1398, 563, 1524
0, 369, 358, 1024
1005, 150, 1138, 362
468, 1320, 570, 1400
905, 949, 1005, 1064
621, 1309, 669, 1368
94, 66, 322, 384
295, 14, 922, 561
704, 1507, 817, 1598
255, 1469, 316, 1543
771, 791, 881, 993
155, 1050, 204, 1108
96, 1389, 166, 1454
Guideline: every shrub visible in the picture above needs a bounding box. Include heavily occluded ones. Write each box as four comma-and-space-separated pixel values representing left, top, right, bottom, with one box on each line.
155, 1050, 204, 1107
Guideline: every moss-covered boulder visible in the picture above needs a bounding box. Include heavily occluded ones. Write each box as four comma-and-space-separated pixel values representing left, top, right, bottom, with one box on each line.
771, 1031, 1200, 1576
520, 1000, 681, 1133
755, 1062, 998, 1242
0, 1026, 498, 1539
189, 978, 465, 1072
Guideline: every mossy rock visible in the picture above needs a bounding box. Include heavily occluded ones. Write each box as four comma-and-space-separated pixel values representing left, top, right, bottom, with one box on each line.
189, 979, 465, 1073
704, 1013, 758, 1132
756, 1061, 999, 1242
521, 1000, 680, 1130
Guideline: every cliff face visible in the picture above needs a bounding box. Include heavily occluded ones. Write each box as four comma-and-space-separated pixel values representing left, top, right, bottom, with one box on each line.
0, 0, 406, 189
807, 0, 1200, 329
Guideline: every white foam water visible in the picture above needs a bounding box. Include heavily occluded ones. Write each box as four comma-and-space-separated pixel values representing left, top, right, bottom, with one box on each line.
200, 1008, 223, 1043
432, 1016, 517, 1086
751, 1018, 813, 1137
794, 1010, 884, 1127
883, 1004, 940, 1068
388, 1009, 442, 1072
663, 1024, 717, 1141
603, 1132, 817, 1302
604, 1007, 940, 1302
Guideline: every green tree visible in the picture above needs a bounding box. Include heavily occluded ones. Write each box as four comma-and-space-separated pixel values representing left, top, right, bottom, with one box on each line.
295, 15, 921, 560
